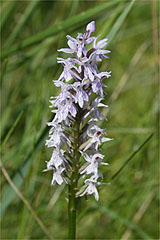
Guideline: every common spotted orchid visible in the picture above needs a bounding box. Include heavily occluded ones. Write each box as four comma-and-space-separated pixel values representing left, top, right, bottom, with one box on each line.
44, 21, 112, 202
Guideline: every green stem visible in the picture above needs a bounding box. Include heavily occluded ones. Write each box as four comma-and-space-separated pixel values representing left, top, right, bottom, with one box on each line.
68, 113, 81, 239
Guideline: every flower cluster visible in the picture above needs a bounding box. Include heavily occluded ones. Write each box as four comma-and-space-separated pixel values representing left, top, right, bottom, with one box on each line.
44, 21, 112, 201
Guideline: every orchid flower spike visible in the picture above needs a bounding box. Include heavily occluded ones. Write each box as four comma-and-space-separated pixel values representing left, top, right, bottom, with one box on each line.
44, 21, 112, 201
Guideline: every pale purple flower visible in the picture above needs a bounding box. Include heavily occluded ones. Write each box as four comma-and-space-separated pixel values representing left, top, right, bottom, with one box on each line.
57, 57, 81, 81
79, 176, 100, 201
50, 91, 77, 123
84, 124, 112, 151
92, 36, 111, 61
91, 72, 111, 97
44, 148, 66, 169
84, 65, 95, 81
80, 152, 108, 177
83, 97, 108, 122
53, 80, 73, 91
59, 27, 95, 58
46, 122, 69, 148
85, 21, 95, 39
51, 166, 65, 185
73, 81, 89, 108
59, 35, 84, 58
62, 22, 95, 58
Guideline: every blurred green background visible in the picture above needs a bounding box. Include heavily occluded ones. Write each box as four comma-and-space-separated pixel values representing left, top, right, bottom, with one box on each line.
1, 0, 159, 239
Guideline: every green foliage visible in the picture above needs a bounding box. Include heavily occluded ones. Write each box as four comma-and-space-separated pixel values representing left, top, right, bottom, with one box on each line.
1, 1, 158, 239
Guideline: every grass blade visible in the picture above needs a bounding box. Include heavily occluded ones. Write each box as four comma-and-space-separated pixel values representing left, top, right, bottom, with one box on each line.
1, 110, 24, 149
0, 0, 17, 29
0, 58, 8, 86
107, 0, 135, 45
0, 161, 54, 240
121, 190, 156, 239
100, 2, 124, 39
111, 133, 154, 181
0, 124, 49, 218
7, 36, 58, 72
90, 202, 152, 239
68, 0, 80, 18
1, 1, 120, 59
4, 0, 40, 48
102, 40, 151, 118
